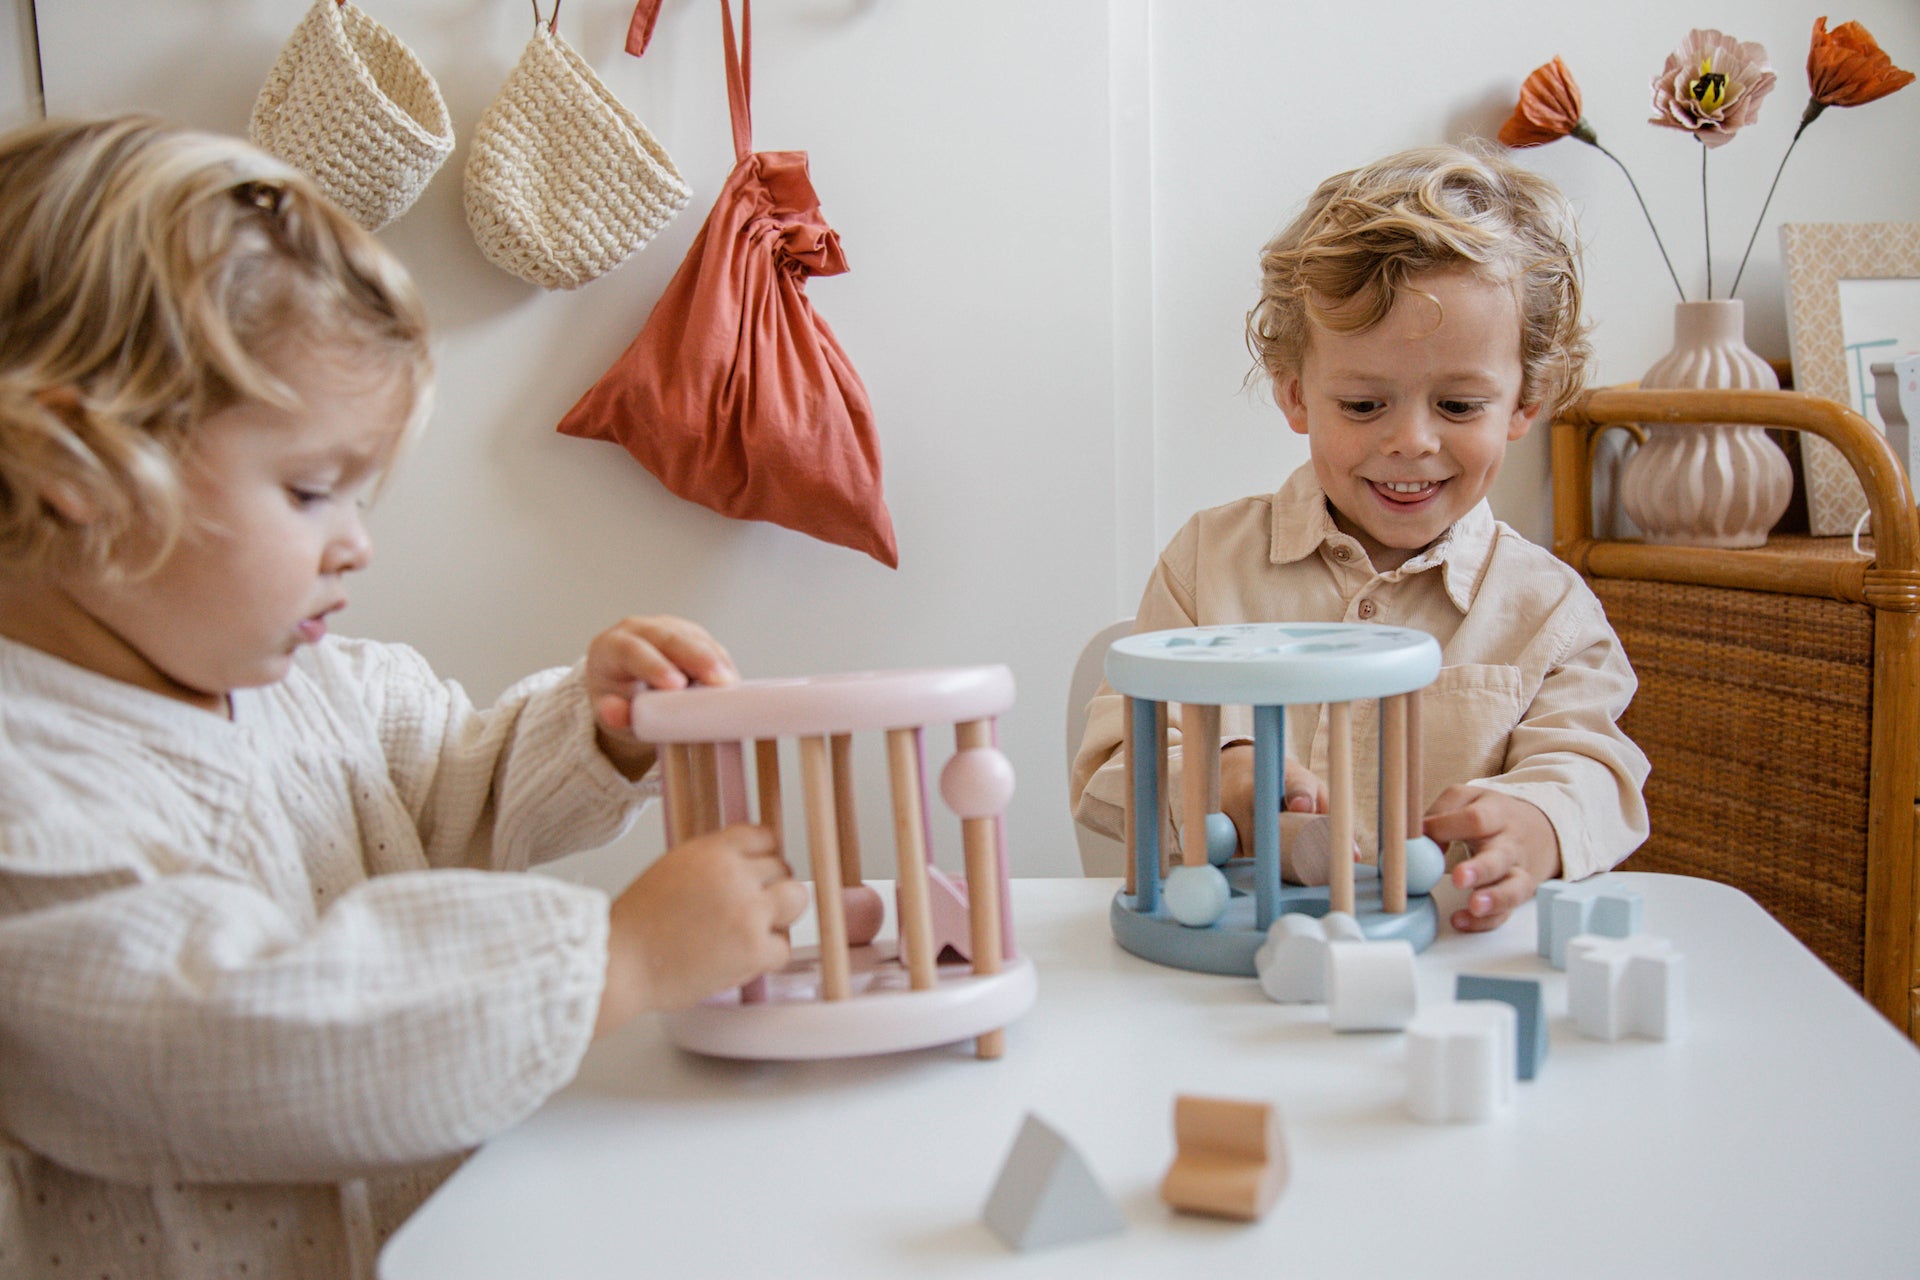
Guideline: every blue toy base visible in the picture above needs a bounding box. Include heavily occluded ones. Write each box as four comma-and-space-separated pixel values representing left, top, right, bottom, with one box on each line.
1110, 861, 1438, 975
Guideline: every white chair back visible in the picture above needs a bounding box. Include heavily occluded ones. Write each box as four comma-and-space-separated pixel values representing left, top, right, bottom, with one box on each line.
1066, 618, 1135, 876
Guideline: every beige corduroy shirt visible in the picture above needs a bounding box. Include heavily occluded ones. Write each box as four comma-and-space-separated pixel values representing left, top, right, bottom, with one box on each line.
1071, 464, 1650, 882
0, 634, 649, 1280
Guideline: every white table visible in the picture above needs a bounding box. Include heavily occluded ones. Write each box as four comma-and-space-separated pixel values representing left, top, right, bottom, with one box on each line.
381, 875, 1920, 1279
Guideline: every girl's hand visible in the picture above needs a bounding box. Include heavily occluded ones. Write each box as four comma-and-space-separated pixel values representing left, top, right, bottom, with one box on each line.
586, 615, 739, 778
595, 823, 808, 1034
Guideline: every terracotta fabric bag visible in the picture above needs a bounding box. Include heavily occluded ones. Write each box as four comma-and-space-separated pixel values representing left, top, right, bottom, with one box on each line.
558, 0, 898, 567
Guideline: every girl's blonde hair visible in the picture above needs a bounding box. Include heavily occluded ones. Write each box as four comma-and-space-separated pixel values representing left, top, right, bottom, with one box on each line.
1247, 142, 1590, 420
0, 115, 432, 579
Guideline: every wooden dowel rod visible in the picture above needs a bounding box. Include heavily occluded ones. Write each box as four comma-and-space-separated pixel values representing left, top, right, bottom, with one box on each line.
661, 743, 694, 847
799, 736, 850, 1001
956, 718, 1004, 1059
830, 733, 863, 887
887, 728, 937, 991
1180, 703, 1222, 868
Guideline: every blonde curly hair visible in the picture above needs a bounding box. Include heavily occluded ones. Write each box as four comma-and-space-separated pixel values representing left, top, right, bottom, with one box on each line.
1246, 142, 1590, 421
0, 115, 431, 580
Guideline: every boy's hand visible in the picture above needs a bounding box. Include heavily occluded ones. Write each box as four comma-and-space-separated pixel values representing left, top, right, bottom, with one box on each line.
586, 616, 739, 778
1424, 786, 1560, 933
1220, 746, 1332, 877
595, 823, 808, 1035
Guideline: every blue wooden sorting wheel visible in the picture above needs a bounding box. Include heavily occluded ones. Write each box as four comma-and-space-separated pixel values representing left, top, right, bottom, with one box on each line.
1106, 623, 1444, 975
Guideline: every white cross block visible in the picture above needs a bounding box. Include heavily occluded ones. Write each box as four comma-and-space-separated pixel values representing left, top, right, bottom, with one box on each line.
1536, 878, 1644, 970
1253, 911, 1364, 1003
1567, 934, 1686, 1042
1406, 1001, 1517, 1123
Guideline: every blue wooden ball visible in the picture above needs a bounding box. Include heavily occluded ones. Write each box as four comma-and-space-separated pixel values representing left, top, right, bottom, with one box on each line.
1404, 835, 1445, 896
1165, 864, 1230, 927
1205, 812, 1239, 866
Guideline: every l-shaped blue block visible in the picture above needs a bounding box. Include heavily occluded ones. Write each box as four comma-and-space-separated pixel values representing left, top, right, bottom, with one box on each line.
1456, 973, 1547, 1080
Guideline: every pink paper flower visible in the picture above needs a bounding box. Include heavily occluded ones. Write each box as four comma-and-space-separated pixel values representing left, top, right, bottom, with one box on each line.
1649, 28, 1777, 148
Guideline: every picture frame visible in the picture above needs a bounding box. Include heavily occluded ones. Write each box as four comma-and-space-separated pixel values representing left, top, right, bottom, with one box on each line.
1780, 222, 1920, 536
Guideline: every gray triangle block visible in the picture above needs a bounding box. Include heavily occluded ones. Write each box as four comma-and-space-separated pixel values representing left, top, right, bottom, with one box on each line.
983, 1113, 1126, 1251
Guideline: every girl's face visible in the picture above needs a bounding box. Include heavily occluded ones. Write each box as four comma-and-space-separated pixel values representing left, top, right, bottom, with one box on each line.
1276, 267, 1540, 572
54, 343, 412, 712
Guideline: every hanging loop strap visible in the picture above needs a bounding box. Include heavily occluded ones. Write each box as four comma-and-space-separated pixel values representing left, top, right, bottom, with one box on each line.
719, 0, 752, 161
531, 0, 561, 35
626, 0, 666, 56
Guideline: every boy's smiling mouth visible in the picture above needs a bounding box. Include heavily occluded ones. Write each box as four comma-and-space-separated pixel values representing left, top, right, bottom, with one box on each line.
1371, 479, 1442, 504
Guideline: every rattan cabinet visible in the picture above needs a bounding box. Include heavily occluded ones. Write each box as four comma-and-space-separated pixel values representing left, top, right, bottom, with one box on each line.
1552, 387, 1920, 1043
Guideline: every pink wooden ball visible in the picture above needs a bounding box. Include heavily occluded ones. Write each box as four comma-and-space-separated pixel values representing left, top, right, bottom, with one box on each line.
938, 747, 1016, 819
842, 884, 885, 947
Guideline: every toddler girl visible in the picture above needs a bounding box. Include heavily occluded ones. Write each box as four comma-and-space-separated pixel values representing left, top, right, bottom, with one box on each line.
0, 115, 808, 1279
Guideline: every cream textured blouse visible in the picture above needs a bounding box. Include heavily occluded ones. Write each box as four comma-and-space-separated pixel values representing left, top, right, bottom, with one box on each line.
1071, 465, 1651, 882
0, 634, 648, 1280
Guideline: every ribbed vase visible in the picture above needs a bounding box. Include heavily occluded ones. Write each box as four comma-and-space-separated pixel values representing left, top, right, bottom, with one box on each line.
1618, 300, 1792, 549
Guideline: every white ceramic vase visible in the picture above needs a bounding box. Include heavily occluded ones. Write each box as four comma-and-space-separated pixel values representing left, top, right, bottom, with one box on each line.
1618, 299, 1793, 549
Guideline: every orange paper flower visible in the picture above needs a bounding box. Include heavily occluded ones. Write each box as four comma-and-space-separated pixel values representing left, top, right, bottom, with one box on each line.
1807, 16, 1916, 108
1499, 56, 1591, 148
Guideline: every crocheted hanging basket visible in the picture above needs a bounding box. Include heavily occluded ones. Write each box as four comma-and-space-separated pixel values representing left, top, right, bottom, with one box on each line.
248, 0, 455, 232
464, 22, 692, 291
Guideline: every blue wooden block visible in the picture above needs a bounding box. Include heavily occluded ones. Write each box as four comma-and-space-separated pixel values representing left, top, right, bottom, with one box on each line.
1535, 878, 1644, 969
1456, 974, 1547, 1080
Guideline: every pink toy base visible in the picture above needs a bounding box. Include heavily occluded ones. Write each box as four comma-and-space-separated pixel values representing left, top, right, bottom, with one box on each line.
663, 948, 1037, 1060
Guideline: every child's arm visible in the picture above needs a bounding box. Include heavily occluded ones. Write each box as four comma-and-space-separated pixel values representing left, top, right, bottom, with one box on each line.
1070, 520, 1227, 845
1429, 599, 1649, 932
593, 823, 809, 1034
335, 616, 737, 874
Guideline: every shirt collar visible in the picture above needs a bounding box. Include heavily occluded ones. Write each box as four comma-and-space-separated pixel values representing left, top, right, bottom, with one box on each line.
1266, 463, 1497, 613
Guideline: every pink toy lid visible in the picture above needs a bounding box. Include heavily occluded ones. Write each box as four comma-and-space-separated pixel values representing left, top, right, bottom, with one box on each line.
629, 665, 1015, 742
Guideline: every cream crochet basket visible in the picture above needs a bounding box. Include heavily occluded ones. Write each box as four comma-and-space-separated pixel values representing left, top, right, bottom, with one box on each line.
465, 17, 692, 291
248, 0, 455, 232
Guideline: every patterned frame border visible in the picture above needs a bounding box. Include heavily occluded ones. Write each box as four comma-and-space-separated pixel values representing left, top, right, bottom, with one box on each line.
1781, 222, 1920, 536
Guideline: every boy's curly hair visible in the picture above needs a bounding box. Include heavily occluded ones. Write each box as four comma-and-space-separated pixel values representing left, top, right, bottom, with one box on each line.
1247, 142, 1590, 421
0, 115, 432, 580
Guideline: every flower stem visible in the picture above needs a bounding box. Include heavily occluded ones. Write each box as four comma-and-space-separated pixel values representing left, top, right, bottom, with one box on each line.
1728, 104, 1819, 299
1590, 138, 1687, 301
1701, 142, 1712, 299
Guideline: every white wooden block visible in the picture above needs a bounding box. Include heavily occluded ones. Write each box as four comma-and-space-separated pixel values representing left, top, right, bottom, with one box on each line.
1253, 911, 1363, 1003
1567, 934, 1686, 1042
1407, 1001, 1517, 1123
1326, 938, 1418, 1032
983, 1113, 1127, 1251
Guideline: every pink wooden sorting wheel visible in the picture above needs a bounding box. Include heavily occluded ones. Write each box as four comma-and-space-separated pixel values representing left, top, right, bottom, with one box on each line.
629, 666, 1036, 1060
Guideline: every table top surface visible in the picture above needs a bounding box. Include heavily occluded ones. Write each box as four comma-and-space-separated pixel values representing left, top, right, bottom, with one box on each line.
380, 874, 1920, 1280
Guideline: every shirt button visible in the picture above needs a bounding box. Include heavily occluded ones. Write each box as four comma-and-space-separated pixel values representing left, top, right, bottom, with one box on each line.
1357, 599, 1377, 620
1332, 545, 1351, 561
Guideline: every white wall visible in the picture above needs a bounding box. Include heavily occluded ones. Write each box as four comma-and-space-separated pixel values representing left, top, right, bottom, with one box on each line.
34, 1, 1920, 884
1, 0, 39, 130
